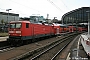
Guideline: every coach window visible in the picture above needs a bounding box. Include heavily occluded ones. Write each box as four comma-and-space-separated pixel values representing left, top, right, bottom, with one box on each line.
26, 23, 29, 28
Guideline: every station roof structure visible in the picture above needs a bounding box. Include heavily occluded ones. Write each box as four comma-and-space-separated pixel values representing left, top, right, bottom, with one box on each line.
0, 12, 19, 16
61, 7, 90, 27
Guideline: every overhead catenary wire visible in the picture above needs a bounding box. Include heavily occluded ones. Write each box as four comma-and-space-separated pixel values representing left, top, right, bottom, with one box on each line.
9, 0, 64, 19
0, 0, 49, 18
0, 0, 68, 19
47, 0, 70, 13
47, 0, 64, 13
8, 0, 47, 14
60, 0, 70, 10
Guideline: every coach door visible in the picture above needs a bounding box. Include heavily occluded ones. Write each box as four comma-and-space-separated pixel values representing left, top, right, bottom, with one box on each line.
56, 28, 59, 35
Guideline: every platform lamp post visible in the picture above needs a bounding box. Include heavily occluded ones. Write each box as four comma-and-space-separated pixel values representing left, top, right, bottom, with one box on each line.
6, 9, 12, 24
86, 10, 90, 35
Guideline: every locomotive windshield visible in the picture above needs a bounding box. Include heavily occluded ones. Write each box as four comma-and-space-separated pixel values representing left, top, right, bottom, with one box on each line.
10, 23, 21, 28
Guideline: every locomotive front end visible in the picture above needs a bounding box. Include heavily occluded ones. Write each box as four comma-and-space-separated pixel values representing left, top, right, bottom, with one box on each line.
7, 21, 22, 45
9, 22, 22, 37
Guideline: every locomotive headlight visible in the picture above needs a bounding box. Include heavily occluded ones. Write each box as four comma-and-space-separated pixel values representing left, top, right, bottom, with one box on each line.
16, 31, 21, 33
9, 31, 14, 33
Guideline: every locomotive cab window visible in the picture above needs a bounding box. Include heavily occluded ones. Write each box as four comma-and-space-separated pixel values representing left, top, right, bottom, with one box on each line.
26, 23, 29, 28
16, 23, 21, 28
10, 23, 21, 28
10, 24, 15, 28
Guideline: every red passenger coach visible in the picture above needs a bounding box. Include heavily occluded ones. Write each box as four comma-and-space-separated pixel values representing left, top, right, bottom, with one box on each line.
78, 27, 87, 32
7, 21, 55, 44
78, 27, 83, 32
68, 26, 76, 32
60, 25, 69, 33
52, 23, 61, 35
52, 23, 69, 35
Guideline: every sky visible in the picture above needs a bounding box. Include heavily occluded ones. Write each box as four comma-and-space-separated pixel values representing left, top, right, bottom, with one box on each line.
0, 0, 90, 20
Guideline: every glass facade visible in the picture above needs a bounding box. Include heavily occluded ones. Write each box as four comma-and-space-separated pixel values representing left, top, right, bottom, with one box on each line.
0, 12, 19, 24
30, 16, 46, 23
61, 7, 89, 26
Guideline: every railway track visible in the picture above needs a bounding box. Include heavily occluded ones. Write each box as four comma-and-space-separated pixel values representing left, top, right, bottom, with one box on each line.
30, 36, 73, 60
0, 46, 15, 53
0, 32, 81, 60
17, 33, 78, 60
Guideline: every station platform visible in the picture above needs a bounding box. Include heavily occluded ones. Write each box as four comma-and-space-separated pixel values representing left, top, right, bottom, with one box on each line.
66, 32, 89, 60
0, 36, 8, 42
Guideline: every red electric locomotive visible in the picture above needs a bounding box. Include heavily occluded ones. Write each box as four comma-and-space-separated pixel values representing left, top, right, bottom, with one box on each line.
7, 21, 55, 45
7, 20, 75, 45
